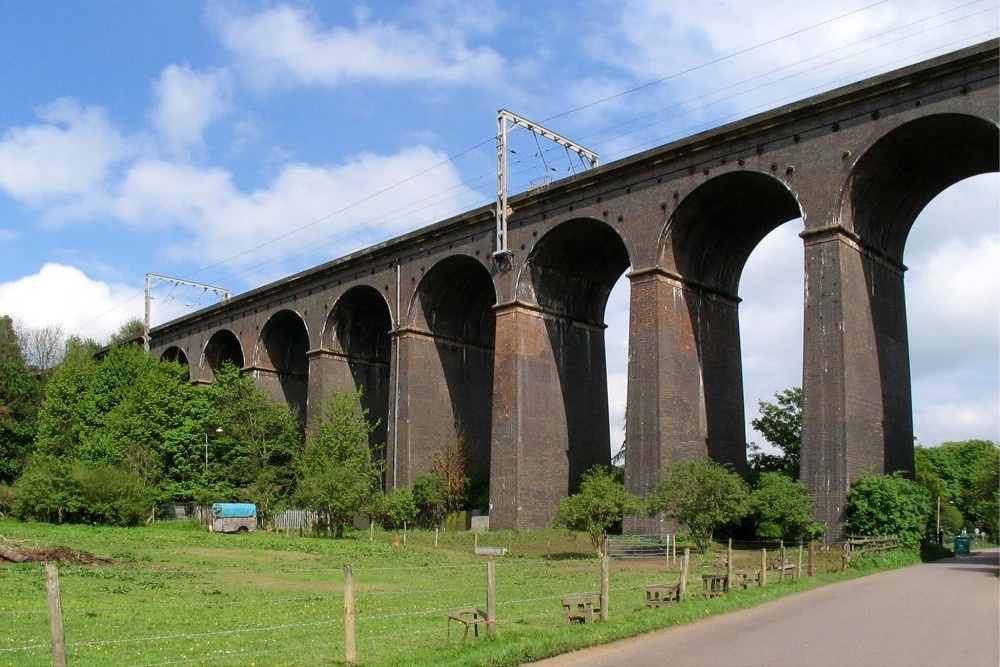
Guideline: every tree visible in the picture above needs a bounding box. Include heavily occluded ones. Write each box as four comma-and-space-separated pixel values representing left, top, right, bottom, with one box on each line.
294, 389, 382, 537
555, 466, 640, 557
108, 317, 146, 347
647, 459, 749, 551
915, 440, 998, 532
430, 425, 469, 513
17, 320, 64, 374
748, 472, 824, 542
368, 488, 418, 530
204, 363, 302, 515
34, 339, 98, 458
0, 316, 40, 482
845, 472, 931, 549
748, 387, 802, 479
412, 473, 447, 528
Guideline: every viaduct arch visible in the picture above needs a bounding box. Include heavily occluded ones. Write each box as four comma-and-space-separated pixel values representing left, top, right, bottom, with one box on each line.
149, 42, 999, 540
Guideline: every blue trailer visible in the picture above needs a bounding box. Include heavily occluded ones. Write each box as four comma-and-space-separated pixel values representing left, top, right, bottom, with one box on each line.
210, 503, 257, 533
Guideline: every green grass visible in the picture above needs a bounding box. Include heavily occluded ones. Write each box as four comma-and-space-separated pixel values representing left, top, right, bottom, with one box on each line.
0, 520, 917, 667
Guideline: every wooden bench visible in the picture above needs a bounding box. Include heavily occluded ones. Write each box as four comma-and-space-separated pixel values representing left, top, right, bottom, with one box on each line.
701, 573, 727, 599
446, 607, 489, 641
645, 583, 681, 607
562, 593, 602, 624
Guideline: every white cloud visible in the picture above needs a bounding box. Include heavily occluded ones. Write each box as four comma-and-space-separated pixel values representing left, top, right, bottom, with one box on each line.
107, 146, 480, 282
210, 3, 504, 89
0, 98, 132, 204
151, 64, 234, 159
0, 263, 140, 342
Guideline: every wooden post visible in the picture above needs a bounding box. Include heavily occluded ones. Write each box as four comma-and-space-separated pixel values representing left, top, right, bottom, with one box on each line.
508, 532, 513, 555
403, 521, 407, 545
344, 564, 356, 666
726, 539, 733, 593
679, 548, 690, 600
672, 534, 677, 564
45, 565, 67, 667
474, 532, 479, 551
808, 541, 816, 576
797, 544, 803, 579
486, 559, 497, 636
435, 527, 439, 548
760, 549, 768, 587
600, 543, 610, 621
369, 523, 374, 542
780, 544, 787, 583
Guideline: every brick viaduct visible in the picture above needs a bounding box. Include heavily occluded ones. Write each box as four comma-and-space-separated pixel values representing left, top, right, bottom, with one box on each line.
150, 41, 999, 540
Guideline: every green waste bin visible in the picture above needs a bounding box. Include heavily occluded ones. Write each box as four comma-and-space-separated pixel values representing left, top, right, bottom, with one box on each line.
953, 535, 971, 555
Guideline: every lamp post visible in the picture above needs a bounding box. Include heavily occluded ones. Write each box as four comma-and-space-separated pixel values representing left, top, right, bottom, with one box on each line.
205, 428, 223, 471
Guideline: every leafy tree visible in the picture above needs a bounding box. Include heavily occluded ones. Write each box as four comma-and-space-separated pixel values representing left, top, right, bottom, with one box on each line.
412, 473, 447, 528
555, 465, 641, 557
647, 459, 749, 551
34, 339, 98, 458
748, 472, 823, 542
204, 363, 302, 515
294, 389, 382, 537
748, 387, 802, 479
368, 488, 418, 530
100, 361, 208, 502
108, 317, 146, 347
0, 316, 39, 482
12, 455, 80, 523
71, 460, 150, 526
915, 440, 998, 532
845, 472, 931, 549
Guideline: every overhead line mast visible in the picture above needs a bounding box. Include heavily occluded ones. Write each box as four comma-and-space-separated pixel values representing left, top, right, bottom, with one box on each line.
495, 109, 599, 266
144, 273, 231, 352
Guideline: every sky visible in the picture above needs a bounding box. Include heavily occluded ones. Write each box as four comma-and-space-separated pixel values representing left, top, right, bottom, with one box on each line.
0, 0, 997, 451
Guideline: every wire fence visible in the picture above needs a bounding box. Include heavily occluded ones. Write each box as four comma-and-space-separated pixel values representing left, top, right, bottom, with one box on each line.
0, 536, 866, 667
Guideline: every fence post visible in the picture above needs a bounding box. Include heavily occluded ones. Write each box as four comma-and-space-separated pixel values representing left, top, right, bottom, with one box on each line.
600, 544, 610, 621
486, 559, 497, 636
726, 539, 733, 592
680, 548, 690, 600
760, 548, 768, 587
435, 527, 439, 548
779, 542, 786, 583
344, 564, 356, 666
808, 541, 816, 576
403, 521, 407, 545
672, 534, 677, 564
797, 544, 803, 578
45, 564, 67, 667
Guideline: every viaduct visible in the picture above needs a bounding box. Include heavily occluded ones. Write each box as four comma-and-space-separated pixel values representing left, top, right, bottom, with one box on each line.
149, 41, 999, 540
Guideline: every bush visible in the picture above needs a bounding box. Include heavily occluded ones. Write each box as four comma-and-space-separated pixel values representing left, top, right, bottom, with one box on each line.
845, 472, 931, 549
748, 472, 824, 542
412, 474, 447, 528
13, 455, 80, 523
555, 466, 640, 556
368, 488, 418, 529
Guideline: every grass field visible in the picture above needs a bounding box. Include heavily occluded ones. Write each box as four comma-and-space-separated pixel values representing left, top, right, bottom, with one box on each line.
0, 519, 902, 666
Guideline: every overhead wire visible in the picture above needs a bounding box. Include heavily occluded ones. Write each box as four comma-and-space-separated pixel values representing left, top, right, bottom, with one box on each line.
66, 0, 999, 335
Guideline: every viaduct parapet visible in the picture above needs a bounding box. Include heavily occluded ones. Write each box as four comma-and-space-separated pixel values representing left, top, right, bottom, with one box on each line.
150, 41, 999, 539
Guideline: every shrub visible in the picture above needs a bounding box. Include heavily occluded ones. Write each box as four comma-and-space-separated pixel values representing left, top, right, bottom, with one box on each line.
555, 466, 640, 557
845, 472, 931, 549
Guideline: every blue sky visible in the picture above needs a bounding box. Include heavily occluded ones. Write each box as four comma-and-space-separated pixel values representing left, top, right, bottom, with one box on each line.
0, 0, 997, 449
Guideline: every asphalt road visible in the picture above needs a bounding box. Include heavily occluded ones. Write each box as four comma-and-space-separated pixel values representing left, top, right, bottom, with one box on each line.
529, 550, 999, 667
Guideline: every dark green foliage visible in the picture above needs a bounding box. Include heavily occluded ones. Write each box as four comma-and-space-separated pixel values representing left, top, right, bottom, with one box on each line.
915, 440, 998, 535
647, 459, 749, 551
845, 472, 931, 549
101, 361, 209, 502
0, 316, 39, 482
294, 389, 382, 537
748, 472, 824, 542
368, 488, 418, 529
748, 387, 802, 479
12, 456, 149, 526
555, 465, 641, 556
108, 317, 146, 346
12, 455, 79, 523
203, 363, 302, 516
33, 339, 97, 458
412, 473, 447, 528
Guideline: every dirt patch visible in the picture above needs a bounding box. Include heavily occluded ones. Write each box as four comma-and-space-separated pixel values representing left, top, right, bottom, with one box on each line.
1, 541, 115, 566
